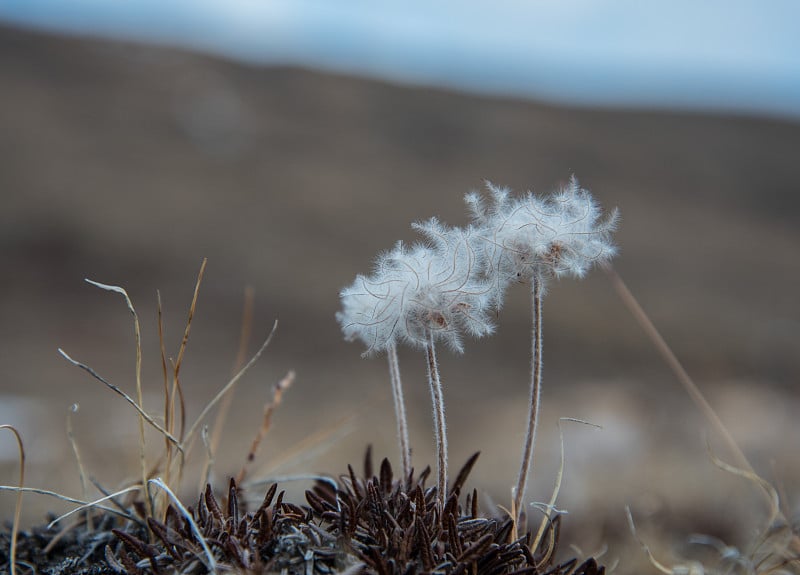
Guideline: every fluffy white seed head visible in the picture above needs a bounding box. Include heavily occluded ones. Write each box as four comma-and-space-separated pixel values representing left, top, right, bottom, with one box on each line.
470, 177, 618, 302
465, 181, 513, 227
408, 219, 496, 350
337, 270, 401, 354
337, 222, 496, 355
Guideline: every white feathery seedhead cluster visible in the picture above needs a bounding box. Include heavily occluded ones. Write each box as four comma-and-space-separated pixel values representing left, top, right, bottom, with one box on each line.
468, 177, 618, 302
336, 219, 495, 355
338, 177, 618, 354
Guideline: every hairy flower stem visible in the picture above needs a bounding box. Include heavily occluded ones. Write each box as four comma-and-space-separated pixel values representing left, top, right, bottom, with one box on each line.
387, 343, 412, 481
425, 329, 447, 512
514, 275, 543, 528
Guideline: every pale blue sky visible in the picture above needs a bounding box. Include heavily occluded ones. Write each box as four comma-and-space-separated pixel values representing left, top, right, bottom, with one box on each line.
2, 0, 799, 120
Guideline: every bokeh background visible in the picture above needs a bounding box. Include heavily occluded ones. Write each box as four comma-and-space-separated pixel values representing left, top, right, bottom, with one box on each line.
1, 2, 799, 572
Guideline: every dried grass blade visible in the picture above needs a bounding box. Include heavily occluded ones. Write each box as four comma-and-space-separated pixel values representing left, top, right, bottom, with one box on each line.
149, 478, 217, 574
625, 506, 673, 575
57, 349, 183, 452
236, 370, 295, 485
604, 267, 757, 477
0, 485, 138, 523
183, 320, 279, 447
532, 418, 600, 553
157, 292, 171, 453
47, 486, 142, 529
0, 425, 24, 575
174, 258, 207, 376
198, 425, 213, 491
170, 260, 207, 448
251, 411, 356, 479
705, 438, 781, 526
202, 285, 255, 489
89, 477, 136, 516
66, 404, 92, 530
169, 357, 187, 448
85, 278, 150, 518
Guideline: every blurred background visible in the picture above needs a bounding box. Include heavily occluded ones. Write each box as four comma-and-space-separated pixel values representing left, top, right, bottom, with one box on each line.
1, 1, 799, 571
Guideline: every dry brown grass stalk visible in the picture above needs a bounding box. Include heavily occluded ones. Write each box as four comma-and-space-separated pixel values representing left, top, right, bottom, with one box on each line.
46, 486, 142, 529
530, 418, 601, 557
148, 477, 218, 574
200, 285, 255, 490
604, 266, 756, 482
235, 369, 295, 485
610, 264, 800, 572
157, 290, 172, 485
0, 486, 138, 524
173, 258, 207, 382
84, 278, 151, 521
56, 348, 183, 451
65, 403, 92, 532
0, 425, 24, 575
180, 319, 279, 453
246, 409, 358, 484
167, 259, 206, 489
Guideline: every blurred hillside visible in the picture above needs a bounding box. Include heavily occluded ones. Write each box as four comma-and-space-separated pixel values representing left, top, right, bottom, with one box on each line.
1, 25, 799, 567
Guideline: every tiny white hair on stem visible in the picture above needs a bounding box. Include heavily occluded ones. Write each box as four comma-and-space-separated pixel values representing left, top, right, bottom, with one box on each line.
466, 178, 617, 532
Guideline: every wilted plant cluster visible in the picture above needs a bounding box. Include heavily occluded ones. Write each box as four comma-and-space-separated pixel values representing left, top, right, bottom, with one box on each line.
337, 177, 618, 524
304, 449, 605, 575
2, 448, 609, 575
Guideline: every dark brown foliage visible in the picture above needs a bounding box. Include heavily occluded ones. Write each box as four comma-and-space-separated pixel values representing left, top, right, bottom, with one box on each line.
107, 478, 339, 574
1, 513, 121, 575
2, 452, 603, 574
303, 449, 598, 575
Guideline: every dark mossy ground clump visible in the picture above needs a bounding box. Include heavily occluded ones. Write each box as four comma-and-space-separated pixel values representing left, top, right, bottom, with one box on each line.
2, 450, 604, 575
1, 516, 119, 575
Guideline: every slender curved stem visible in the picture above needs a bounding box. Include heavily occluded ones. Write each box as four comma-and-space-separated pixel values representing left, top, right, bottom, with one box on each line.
424, 329, 447, 512
84, 279, 150, 520
387, 343, 412, 481
0, 425, 24, 575
514, 275, 543, 528
148, 478, 217, 574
